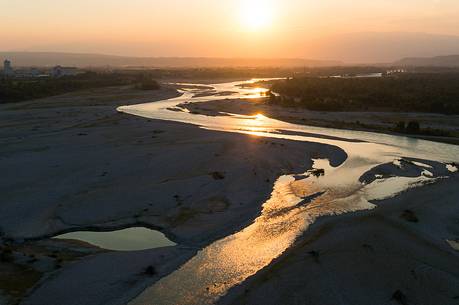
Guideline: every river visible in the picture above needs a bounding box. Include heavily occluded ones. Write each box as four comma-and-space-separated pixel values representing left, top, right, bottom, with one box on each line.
118, 79, 459, 305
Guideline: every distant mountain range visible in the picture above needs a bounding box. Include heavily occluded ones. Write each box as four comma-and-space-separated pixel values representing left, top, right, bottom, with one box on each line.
3, 32, 459, 67
0, 52, 341, 68
394, 55, 459, 67
2, 52, 459, 68
304, 32, 459, 63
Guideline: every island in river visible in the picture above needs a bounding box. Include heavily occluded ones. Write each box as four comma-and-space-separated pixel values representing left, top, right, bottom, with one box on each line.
0, 79, 458, 305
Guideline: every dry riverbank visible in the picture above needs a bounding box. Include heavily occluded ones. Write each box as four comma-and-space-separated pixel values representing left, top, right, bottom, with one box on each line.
0, 85, 346, 305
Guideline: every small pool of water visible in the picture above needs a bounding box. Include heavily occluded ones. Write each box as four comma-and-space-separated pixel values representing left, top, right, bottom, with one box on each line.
54, 227, 176, 251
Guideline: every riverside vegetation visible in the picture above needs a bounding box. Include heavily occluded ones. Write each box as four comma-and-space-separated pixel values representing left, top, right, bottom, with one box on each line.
0, 72, 161, 104
269, 73, 459, 114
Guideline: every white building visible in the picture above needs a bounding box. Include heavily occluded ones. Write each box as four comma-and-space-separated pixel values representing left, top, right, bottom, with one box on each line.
14, 68, 43, 78
52, 65, 81, 77
3, 59, 13, 76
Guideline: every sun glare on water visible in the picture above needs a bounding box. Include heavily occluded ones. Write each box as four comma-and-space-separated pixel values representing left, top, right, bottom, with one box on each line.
240, 0, 275, 31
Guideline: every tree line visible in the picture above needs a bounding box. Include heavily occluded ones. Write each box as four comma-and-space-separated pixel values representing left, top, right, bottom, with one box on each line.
270, 73, 459, 114
0, 72, 161, 104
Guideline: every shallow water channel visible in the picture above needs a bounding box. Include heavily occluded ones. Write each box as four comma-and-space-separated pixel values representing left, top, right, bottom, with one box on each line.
117, 79, 459, 305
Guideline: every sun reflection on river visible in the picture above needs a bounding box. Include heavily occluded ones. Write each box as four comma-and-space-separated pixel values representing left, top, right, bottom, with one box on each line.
120, 79, 459, 305
130, 169, 325, 305
235, 113, 269, 133
131, 153, 434, 305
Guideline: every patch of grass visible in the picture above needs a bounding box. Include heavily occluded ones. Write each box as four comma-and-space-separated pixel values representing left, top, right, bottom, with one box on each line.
362, 243, 374, 251
173, 195, 183, 206
308, 250, 321, 263
144, 265, 157, 276
392, 290, 408, 305
209, 172, 225, 180
0, 262, 42, 303
400, 210, 419, 223
168, 208, 199, 226
0, 246, 13, 262
198, 196, 230, 214
31, 146, 51, 152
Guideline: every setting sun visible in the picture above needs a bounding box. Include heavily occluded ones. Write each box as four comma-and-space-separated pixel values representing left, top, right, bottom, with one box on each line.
240, 0, 274, 31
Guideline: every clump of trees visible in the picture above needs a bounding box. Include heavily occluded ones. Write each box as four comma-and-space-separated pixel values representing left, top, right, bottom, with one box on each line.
406, 121, 421, 133
393, 120, 451, 137
135, 75, 160, 90
394, 121, 421, 134
0, 71, 162, 103
0, 72, 126, 103
270, 73, 459, 114
0, 245, 13, 262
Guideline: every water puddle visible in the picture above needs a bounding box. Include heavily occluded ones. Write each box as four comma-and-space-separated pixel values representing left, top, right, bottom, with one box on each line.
447, 240, 459, 251
54, 227, 176, 251
447, 163, 458, 173
364, 176, 434, 201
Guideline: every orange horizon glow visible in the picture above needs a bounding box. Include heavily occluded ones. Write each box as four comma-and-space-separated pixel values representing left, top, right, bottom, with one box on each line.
2, 0, 459, 62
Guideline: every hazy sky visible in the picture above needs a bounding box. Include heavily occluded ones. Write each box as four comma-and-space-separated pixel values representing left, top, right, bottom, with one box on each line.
2, 0, 459, 59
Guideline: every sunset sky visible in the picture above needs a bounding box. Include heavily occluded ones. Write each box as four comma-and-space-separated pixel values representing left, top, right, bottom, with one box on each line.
2, 0, 459, 61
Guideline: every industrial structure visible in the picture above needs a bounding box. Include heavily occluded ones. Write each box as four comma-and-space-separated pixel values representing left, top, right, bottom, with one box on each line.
3, 59, 13, 76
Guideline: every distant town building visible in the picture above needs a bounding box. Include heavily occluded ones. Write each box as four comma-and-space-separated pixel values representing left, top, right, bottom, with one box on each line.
3, 59, 13, 76
386, 69, 407, 75
1, 61, 83, 78
52, 65, 81, 77
14, 67, 44, 78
